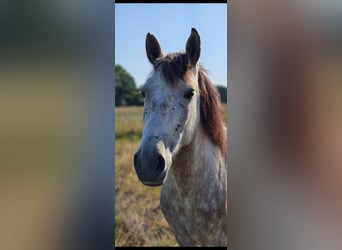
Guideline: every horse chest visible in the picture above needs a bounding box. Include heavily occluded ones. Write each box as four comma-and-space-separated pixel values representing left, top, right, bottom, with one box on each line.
160, 180, 226, 246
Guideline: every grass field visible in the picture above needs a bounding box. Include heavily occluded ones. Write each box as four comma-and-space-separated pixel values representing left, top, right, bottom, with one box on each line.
115, 104, 227, 246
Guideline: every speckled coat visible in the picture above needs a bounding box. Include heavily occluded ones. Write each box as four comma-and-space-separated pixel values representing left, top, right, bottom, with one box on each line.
160, 125, 227, 246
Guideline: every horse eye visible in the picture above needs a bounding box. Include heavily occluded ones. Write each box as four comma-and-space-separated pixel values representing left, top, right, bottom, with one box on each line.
184, 89, 195, 99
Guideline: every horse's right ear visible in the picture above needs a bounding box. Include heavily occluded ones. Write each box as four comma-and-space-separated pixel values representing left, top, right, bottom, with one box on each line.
146, 33, 163, 66
186, 28, 201, 66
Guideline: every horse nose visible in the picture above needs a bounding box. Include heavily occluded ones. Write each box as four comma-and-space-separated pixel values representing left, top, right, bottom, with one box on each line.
133, 147, 166, 186
140, 149, 165, 174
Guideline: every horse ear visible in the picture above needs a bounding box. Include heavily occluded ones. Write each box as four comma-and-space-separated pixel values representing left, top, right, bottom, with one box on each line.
146, 33, 163, 65
186, 28, 201, 66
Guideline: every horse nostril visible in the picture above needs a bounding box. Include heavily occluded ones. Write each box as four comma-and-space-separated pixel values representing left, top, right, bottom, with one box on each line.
155, 154, 165, 173
134, 152, 138, 168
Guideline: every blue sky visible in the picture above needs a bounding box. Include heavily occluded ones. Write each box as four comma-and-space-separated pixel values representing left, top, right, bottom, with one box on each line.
115, 4, 227, 87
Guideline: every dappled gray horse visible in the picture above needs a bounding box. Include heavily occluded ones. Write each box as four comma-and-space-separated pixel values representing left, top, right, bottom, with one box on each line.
134, 28, 227, 246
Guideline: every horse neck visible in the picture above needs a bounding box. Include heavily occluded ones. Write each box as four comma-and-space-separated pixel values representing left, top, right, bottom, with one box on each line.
169, 122, 227, 196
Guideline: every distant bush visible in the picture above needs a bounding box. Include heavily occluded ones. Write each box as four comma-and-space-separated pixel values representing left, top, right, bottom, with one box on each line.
115, 65, 144, 107
216, 85, 227, 103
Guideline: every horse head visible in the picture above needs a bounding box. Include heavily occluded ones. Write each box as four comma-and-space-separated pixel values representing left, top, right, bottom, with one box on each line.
134, 28, 202, 186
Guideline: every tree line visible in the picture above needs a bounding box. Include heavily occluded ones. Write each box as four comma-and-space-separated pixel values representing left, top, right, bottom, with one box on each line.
115, 64, 227, 107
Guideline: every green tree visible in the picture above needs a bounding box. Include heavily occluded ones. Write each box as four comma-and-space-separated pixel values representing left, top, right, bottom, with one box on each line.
115, 65, 143, 106
216, 85, 227, 103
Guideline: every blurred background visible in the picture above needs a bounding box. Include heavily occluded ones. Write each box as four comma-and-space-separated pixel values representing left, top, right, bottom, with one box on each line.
230, 0, 342, 249
0, 1, 114, 250
114, 3, 227, 246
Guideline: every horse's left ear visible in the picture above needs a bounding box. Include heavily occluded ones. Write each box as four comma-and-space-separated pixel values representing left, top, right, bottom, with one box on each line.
186, 28, 201, 66
146, 33, 163, 66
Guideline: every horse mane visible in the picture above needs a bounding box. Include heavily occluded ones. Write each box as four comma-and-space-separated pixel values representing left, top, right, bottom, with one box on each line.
155, 53, 227, 155
197, 67, 227, 155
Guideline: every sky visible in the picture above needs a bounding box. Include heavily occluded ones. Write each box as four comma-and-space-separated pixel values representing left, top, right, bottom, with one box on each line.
115, 4, 227, 87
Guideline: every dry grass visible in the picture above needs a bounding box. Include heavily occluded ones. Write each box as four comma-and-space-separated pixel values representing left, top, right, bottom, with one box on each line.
115, 107, 144, 142
115, 107, 177, 246
114, 104, 227, 246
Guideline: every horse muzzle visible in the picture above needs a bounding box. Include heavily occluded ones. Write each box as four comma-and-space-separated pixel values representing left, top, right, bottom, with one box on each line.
133, 147, 167, 186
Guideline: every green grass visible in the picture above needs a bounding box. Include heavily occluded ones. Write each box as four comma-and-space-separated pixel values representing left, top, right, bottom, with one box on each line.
114, 104, 227, 246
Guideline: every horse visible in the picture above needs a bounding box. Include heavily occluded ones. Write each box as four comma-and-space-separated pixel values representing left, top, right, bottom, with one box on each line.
133, 28, 227, 246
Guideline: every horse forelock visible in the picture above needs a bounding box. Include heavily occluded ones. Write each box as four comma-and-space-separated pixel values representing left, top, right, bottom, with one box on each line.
154, 52, 189, 86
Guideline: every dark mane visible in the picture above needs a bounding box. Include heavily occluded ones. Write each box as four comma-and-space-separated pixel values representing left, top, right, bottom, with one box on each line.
155, 53, 227, 154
